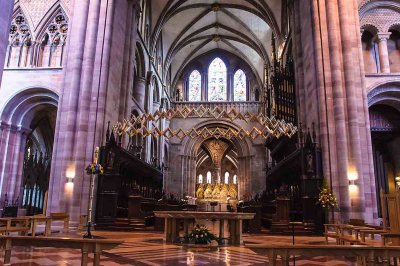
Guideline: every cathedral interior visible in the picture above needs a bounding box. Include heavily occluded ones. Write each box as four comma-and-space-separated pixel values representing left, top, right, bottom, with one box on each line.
0, 0, 399, 265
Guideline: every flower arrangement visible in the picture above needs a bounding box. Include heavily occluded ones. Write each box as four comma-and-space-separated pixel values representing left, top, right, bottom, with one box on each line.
85, 163, 104, 175
318, 187, 338, 210
186, 225, 216, 244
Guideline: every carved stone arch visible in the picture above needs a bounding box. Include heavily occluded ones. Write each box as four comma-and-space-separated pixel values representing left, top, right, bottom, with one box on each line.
135, 41, 146, 78
35, 5, 69, 44
35, 1, 69, 33
361, 24, 379, 35
0, 87, 59, 128
34, 5, 69, 68
179, 120, 252, 197
367, 82, 400, 111
0, 88, 58, 202
153, 78, 161, 103
388, 23, 400, 33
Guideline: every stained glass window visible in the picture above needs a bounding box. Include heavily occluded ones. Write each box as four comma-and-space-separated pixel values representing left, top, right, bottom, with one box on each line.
206, 171, 212, 183
224, 172, 229, 184
208, 57, 227, 101
233, 69, 247, 101
188, 70, 201, 101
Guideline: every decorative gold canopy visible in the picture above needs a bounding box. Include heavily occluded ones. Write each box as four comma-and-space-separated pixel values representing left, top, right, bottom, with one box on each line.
113, 106, 297, 140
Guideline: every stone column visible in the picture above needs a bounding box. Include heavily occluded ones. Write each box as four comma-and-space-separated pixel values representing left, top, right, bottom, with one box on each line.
227, 71, 233, 101
293, 0, 377, 223
47, 0, 93, 216
133, 77, 146, 110
120, 0, 141, 120
0, 0, 13, 87
376, 33, 391, 74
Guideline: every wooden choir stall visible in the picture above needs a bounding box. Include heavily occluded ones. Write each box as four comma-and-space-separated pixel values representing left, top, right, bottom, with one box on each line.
95, 131, 163, 230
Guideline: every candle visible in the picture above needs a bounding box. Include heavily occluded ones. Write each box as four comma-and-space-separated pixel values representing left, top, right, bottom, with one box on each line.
93, 147, 99, 164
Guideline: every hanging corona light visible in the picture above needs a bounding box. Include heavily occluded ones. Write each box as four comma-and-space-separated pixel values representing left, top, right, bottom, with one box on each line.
113, 105, 297, 140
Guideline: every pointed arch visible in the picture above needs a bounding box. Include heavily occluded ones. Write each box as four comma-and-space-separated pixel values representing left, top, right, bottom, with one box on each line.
233, 69, 247, 101
188, 70, 201, 101
36, 6, 69, 67
6, 7, 33, 68
208, 57, 227, 101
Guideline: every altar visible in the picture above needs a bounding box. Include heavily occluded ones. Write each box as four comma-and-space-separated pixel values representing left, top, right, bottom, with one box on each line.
154, 211, 255, 245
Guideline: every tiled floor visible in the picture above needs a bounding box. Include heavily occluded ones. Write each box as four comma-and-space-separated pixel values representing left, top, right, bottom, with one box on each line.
0, 231, 358, 265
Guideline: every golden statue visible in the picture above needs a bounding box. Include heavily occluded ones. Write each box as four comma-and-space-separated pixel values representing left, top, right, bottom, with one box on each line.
196, 184, 205, 199
212, 183, 221, 199
204, 184, 213, 198
220, 184, 229, 199
229, 184, 238, 199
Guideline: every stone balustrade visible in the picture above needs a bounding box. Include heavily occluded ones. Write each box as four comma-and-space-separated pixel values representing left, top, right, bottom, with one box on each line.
171, 101, 262, 114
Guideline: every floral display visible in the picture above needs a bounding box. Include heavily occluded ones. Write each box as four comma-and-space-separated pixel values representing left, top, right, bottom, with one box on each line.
85, 163, 104, 175
318, 187, 338, 210
186, 224, 216, 244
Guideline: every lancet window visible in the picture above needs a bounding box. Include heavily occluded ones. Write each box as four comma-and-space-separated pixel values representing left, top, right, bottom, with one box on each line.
233, 69, 247, 101
188, 70, 201, 101
208, 57, 227, 101
7, 10, 32, 67
38, 10, 69, 67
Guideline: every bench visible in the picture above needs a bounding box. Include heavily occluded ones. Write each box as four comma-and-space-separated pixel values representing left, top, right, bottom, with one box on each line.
0, 235, 123, 265
50, 212, 69, 233
246, 244, 400, 266
0, 217, 30, 235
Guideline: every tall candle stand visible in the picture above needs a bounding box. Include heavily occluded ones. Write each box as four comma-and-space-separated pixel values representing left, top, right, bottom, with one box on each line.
84, 147, 101, 239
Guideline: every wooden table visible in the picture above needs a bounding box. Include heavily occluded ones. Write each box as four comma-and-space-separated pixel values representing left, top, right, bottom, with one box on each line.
0, 235, 123, 265
154, 211, 255, 245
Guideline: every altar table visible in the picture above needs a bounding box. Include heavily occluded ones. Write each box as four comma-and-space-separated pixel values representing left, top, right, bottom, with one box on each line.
154, 211, 255, 245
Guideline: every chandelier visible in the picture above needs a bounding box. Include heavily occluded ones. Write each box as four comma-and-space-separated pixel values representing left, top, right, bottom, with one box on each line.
113, 106, 297, 140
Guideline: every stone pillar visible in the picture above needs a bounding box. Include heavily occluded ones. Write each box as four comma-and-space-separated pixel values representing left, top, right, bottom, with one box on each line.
376, 33, 391, 74
293, 0, 377, 223
0, 0, 13, 87
133, 77, 146, 110
120, 0, 141, 120
227, 71, 233, 101
47, 0, 95, 218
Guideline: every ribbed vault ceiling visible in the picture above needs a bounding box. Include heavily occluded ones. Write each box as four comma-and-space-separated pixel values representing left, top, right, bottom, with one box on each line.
150, 0, 283, 85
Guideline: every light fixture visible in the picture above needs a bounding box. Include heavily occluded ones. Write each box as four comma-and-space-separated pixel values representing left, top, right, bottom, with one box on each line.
349, 180, 355, 186
66, 177, 74, 183
395, 176, 400, 189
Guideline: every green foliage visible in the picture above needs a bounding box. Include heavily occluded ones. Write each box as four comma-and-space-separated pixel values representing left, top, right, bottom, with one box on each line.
186, 225, 216, 244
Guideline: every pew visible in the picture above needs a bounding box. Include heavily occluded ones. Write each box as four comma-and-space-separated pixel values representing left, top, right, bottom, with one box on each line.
247, 244, 400, 266
50, 212, 69, 233
0, 217, 30, 235
0, 235, 123, 265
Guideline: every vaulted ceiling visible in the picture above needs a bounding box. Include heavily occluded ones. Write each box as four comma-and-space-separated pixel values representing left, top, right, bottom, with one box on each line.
149, 0, 284, 86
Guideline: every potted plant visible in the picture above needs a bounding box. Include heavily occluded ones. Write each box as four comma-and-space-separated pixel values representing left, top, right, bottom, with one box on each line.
317, 182, 338, 223
185, 225, 217, 249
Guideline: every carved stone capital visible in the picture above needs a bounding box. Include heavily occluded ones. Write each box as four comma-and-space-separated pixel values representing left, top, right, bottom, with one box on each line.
376, 32, 391, 42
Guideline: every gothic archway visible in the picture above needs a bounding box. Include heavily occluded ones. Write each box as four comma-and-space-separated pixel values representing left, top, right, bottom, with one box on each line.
0, 88, 58, 215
